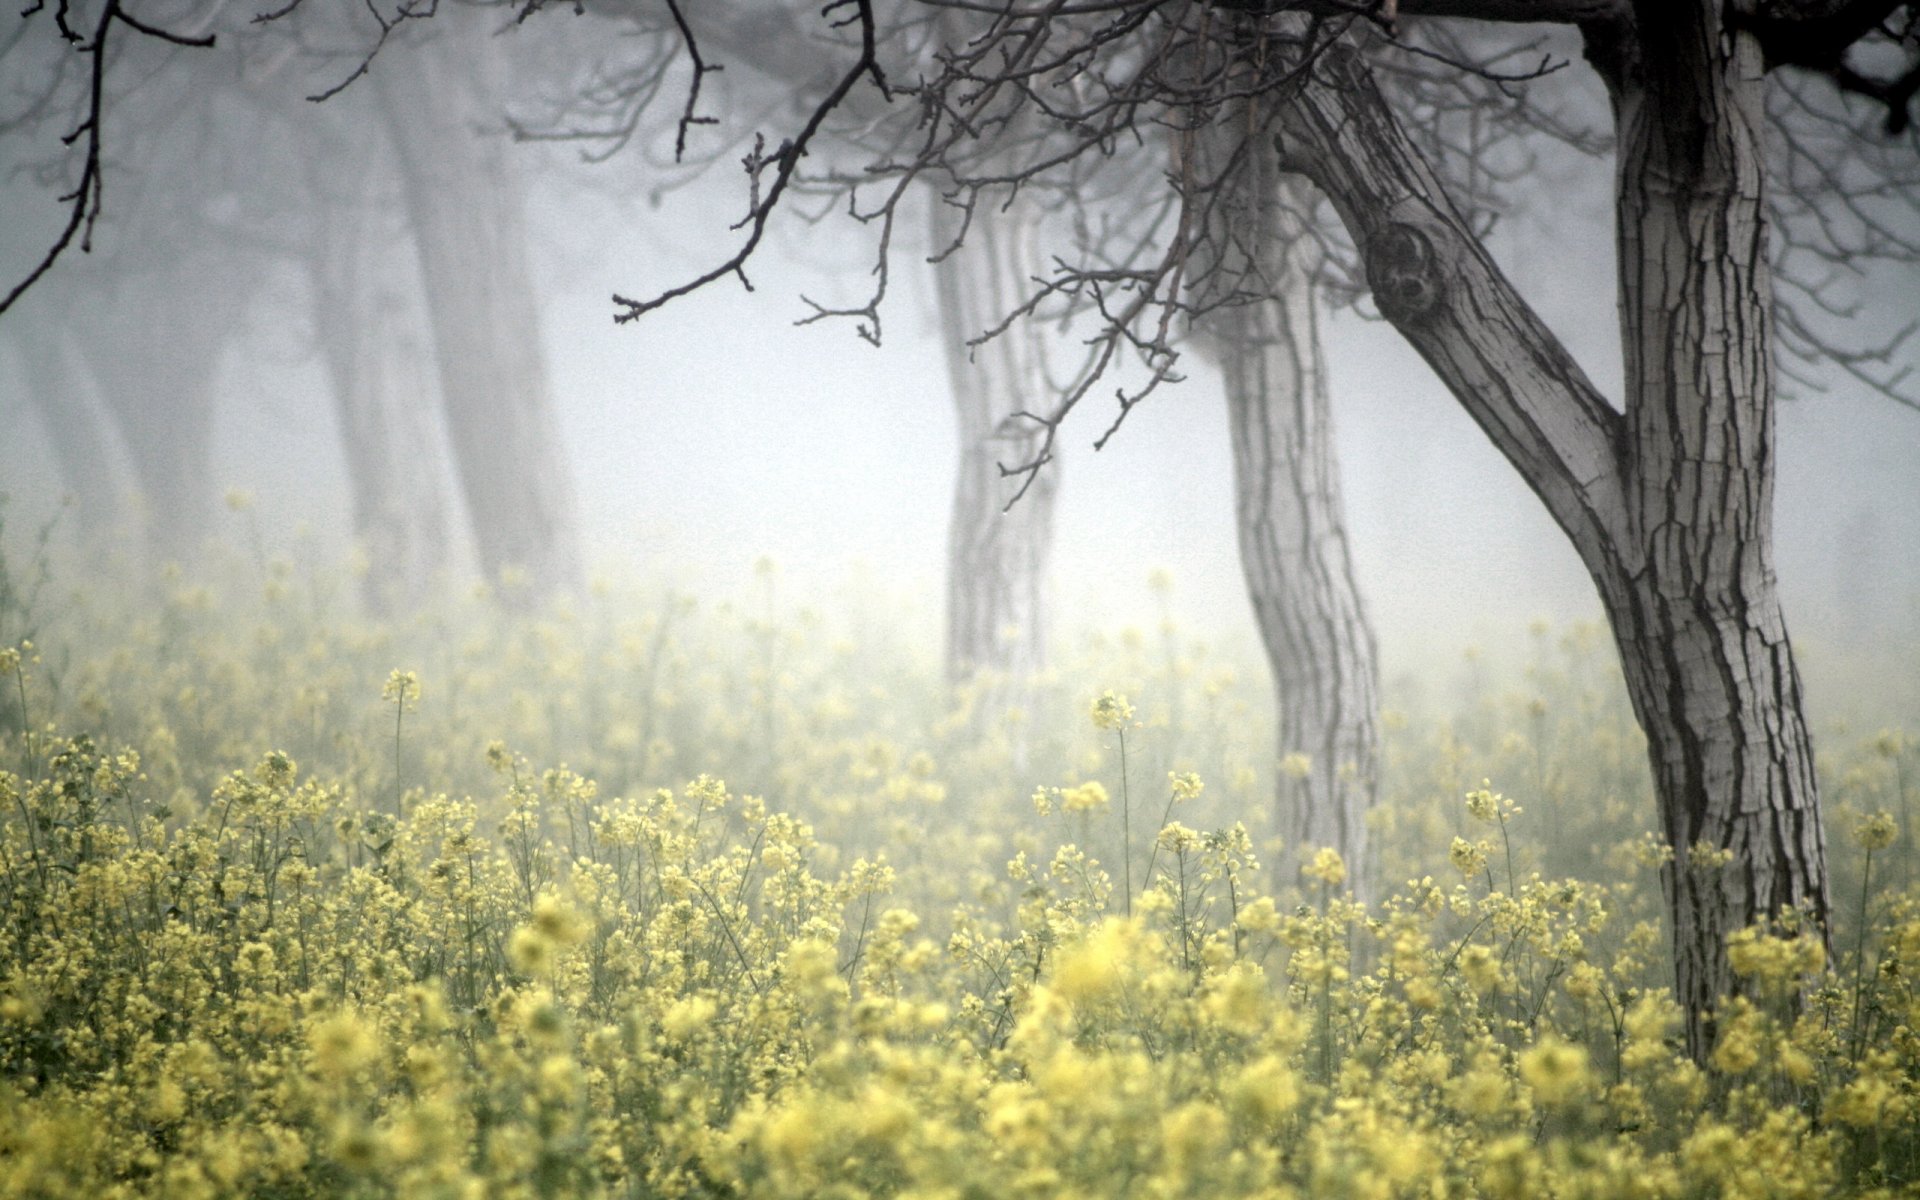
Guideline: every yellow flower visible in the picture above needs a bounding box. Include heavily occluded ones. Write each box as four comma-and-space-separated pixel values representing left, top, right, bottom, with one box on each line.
1519, 1035, 1591, 1108
1449, 836, 1488, 878
1458, 944, 1501, 993
1279, 753, 1313, 780
1852, 810, 1898, 852
1053, 918, 1145, 1005
1168, 771, 1204, 802
310, 1010, 379, 1080
1301, 847, 1346, 888
1060, 781, 1110, 814
1227, 1054, 1300, 1125
530, 892, 591, 947
382, 668, 421, 708
661, 995, 718, 1042
1160, 1101, 1228, 1176
508, 926, 554, 975
1156, 821, 1200, 855
1090, 690, 1134, 731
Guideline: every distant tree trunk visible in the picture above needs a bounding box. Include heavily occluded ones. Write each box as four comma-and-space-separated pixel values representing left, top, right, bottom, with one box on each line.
376, 21, 583, 604
307, 136, 453, 616
1205, 199, 1381, 898
1188, 104, 1380, 897
9, 307, 125, 532
1275, 18, 1829, 1060
929, 195, 1057, 690
80, 264, 245, 569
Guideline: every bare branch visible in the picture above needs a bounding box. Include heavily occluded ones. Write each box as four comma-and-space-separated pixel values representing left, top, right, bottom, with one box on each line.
2, 0, 216, 317
610, 0, 888, 322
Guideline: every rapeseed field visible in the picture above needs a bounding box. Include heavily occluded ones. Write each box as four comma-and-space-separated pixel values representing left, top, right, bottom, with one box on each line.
0, 532, 1914, 1198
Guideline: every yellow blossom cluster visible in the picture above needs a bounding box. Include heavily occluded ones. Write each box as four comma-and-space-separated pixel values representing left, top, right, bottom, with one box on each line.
0, 550, 1912, 1197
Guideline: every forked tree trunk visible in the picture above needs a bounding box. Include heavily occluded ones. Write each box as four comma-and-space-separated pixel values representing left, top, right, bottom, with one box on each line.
1274, 21, 1829, 1060
929, 196, 1058, 690
1590, 8, 1827, 1051
1193, 133, 1380, 896
376, 21, 583, 604
307, 139, 454, 616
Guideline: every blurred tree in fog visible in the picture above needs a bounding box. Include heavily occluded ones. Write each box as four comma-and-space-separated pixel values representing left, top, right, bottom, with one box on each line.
1, 0, 581, 607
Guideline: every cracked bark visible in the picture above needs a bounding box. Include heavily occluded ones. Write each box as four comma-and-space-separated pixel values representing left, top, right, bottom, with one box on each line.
1275, 13, 1828, 1059
1192, 119, 1381, 899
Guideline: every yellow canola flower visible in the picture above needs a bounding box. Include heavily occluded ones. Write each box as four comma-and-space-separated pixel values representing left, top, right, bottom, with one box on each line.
530, 892, 591, 947
1227, 1054, 1300, 1126
310, 1009, 380, 1081
1301, 847, 1346, 888
1519, 1034, 1591, 1108
1059, 780, 1110, 814
1090, 690, 1134, 731
662, 995, 719, 1042
1053, 918, 1151, 1006
1449, 836, 1488, 878
1852, 810, 1898, 851
1159, 1100, 1229, 1177
382, 668, 422, 707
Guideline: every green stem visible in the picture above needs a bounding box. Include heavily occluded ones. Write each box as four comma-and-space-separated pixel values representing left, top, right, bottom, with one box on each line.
1118, 728, 1132, 918
1849, 847, 1874, 1058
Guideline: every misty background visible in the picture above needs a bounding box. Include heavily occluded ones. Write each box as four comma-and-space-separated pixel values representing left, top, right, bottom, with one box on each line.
2, 9, 1916, 716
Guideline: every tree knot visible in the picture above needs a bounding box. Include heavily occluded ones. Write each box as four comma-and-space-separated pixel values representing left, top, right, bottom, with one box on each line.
1367, 222, 1441, 323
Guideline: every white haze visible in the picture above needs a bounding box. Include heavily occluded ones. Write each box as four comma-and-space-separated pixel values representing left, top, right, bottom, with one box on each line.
3, 79, 1918, 719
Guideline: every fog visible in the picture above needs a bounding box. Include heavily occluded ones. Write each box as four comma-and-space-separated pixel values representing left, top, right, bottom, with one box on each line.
3, 7, 1917, 716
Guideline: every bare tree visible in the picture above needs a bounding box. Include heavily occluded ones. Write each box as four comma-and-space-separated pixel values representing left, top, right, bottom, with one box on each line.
374, 19, 584, 603
8, 0, 1917, 1062
3, 0, 585, 606
930, 193, 1061, 690
304, 123, 455, 615
5, 295, 126, 534
1260, 7, 1910, 1057
1193, 155, 1381, 898
600, 0, 1915, 1060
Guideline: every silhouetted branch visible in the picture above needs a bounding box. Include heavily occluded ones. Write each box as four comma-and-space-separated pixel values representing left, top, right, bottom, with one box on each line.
1, 0, 215, 318
610, 0, 887, 323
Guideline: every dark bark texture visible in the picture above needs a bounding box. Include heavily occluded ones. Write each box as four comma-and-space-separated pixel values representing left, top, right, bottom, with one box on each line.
1274, 13, 1829, 1058
1192, 116, 1382, 898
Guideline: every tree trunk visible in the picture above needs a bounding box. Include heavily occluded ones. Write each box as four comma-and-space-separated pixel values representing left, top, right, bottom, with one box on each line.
8, 304, 126, 534
1592, 4, 1828, 1056
1273, 22, 1828, 1060
929, 196, 1057, 690
80, 264, 245, 570
1191, 122, 1381, 897
306, 135, 454, 616
375, 21, 583, 605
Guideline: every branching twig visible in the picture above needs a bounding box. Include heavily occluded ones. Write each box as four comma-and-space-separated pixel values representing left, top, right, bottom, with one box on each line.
1, 0, 215, 318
